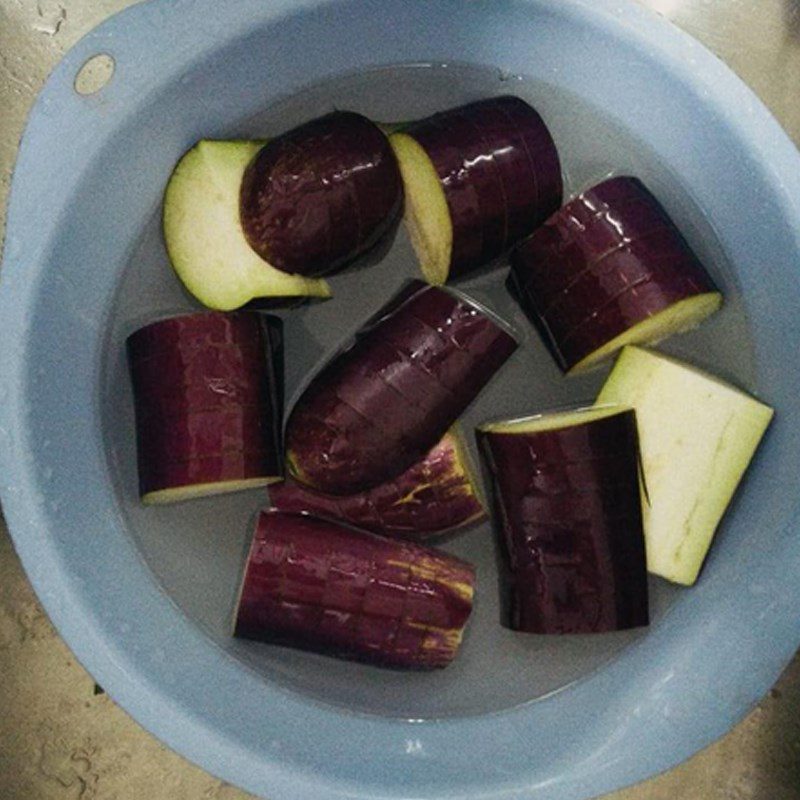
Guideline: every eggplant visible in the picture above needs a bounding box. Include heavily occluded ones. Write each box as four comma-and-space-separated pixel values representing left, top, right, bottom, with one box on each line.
239, 112, 403, 278
234, 510, 476, 669
285, 280, 517, 495
596, 346, 774, 585
270, 427, 485, 539
390, 96, 562, 283
477, 407, 649, 634
127, 311, 284, 504
163, 140, 331, 310
508, 176, 722, 373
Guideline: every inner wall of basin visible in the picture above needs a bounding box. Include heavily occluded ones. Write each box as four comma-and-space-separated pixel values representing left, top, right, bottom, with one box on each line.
102, 62, 756, 719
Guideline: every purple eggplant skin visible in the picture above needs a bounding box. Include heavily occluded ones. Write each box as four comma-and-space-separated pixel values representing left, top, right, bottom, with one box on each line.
270, 430, 485, 539
476, 409, 649, 634
285, 280, 518, 495
127, 312, 284, 499
405, 96, 562, 277
508, 176, 719, 373
239, 111, 403, 278
234, 510, 476, 669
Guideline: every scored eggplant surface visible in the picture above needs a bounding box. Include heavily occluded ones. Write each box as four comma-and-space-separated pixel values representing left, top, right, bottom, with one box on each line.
270, 427, 485, 539
477, 407, 649, 634
285, 279, 518, 495
240, 111, 404, 278
509, 176, 722, 373
234, 510, 476, 669
391, 95, 562, 283
127, 311, 284, 503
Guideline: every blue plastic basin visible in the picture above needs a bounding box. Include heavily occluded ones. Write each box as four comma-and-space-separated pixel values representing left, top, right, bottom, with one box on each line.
1, 1, 799, 798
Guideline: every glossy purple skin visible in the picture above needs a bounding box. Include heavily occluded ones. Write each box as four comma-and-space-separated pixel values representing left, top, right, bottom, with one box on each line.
509, 176, 718, 372
500, 96, 563, 225
477, 410, 649, 634
239, 111, 403, 278
270, 433, 485, 539
127, 312, 283, 496
406, 96, 562, 277
286, 280, 517, 495
235, 511, 476, 669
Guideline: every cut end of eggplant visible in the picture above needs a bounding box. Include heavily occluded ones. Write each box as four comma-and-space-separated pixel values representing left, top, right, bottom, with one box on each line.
597, 345, 773, 585
389, 132, 452, 285
163, 140, 331, 310
479, 404, 630, 435
142, 475, 280, 505
568, 292, 722, 374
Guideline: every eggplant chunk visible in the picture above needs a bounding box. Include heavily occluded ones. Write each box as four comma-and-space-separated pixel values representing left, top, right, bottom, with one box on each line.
477, 406, 649, 634
234, 510, 476, 669
597, 346, 774, 585
390, 96, 562, 283
163, 140, 330, 310
240, 112, 403, 278
127, 311, 284, 504
285, 280, 517, 495
270, 427, 485, 539
509, 176, 722, 373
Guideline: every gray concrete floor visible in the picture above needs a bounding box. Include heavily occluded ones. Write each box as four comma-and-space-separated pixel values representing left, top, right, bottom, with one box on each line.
1, 1, 800, 798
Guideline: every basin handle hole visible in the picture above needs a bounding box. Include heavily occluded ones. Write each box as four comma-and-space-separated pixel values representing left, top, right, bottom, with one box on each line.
74, 54, 115, 95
